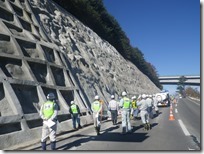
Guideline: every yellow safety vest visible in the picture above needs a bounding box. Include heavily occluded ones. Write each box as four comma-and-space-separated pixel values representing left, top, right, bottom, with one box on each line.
92, 101, 101, 112
123, 97, 131, 109
71, 104, 78, 114
132, 100, 137, 109
43, 101, 54, 119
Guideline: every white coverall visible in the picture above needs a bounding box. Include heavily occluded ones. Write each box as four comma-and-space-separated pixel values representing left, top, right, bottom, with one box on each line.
119, 97, 132, 133
153, 96, 159, 113
40, 102, 58, 143
137, 98, 149, 125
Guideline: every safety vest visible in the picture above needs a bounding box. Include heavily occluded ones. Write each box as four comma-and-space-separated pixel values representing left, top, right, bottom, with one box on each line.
123, 97, 131, 109
43, 101, 55, 119
71, 104, 78, 114
92, 101, 101, 112
132, 100, 137, 109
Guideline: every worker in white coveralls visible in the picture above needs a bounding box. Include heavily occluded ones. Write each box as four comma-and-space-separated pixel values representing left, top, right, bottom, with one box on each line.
119, 91, 132, 134
153, 94, 159, 116
146, 95, 154, 119
131, 96, 139, 120
137, 94, 151, 130
108, 95, 118, 125
91, 95, 102, 135
40, 93, 58, 150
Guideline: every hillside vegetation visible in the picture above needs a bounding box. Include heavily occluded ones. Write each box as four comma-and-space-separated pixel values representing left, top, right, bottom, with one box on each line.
53, 0, 162, 89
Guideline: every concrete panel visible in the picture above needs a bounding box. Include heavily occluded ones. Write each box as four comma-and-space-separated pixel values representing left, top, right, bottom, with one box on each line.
0, 0, 92, 149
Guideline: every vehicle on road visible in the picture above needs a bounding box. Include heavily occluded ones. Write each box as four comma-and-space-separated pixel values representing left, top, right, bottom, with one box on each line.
155, 91, 170, 107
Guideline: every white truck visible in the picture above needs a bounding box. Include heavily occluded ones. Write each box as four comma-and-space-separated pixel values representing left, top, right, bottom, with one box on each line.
155, 91, 170, 107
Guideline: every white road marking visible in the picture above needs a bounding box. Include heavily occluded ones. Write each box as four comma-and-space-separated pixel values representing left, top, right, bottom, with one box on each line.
178, 119, 191, 136
175, 108, 178, 113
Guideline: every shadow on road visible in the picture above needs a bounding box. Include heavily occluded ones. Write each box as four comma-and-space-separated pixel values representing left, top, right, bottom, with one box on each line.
55, 124, 149, 150
30, 120, 156, 150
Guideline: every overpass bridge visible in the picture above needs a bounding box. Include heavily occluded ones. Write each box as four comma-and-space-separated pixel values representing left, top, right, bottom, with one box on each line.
159, 75, 200, 86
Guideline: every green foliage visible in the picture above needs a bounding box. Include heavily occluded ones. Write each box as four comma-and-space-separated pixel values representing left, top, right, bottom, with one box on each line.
177, 76, 187, 95
53, 0, 162, 89
185, 86, 200, 98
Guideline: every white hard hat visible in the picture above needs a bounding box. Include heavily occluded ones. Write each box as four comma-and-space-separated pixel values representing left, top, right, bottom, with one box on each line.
141, 94, 146, 99
47, 93, 55, 100
122, 91, 127, 96
111, 95, 115, 99
132, 96, 136, 100
71, 101, 74, 105
94, 95, 99, 100
149, 95, 152, 98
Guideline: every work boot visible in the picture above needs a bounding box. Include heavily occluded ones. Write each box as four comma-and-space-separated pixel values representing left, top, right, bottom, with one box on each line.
147, 123, 151, 130
78, 124, 82, 129
143, 124, 147, 131
41, 142, 46, 150
113, 120, 116, 125
50, 141, 56, 150
122, 127, 126, 135
144, 123, 150, 130
96, 127, 100, 135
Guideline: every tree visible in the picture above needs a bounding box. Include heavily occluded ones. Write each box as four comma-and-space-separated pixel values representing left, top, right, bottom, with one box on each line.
177, 76, 187, 97
185, 86, 200, 98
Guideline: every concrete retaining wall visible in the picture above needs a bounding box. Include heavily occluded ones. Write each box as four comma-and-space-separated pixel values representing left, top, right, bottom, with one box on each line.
0, 0, 94, 149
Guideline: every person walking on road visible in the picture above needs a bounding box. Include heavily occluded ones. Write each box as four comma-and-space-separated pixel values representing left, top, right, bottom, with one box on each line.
40, 93, 58, 150
131, 96, 139, 120
69, 100, 82, 130
153, 94, 159, 116
119, 91, 132, 134
137, 94, 151, 130
108, 95, 118, 125
91, 95, 102, 135
146, 95, 154, 119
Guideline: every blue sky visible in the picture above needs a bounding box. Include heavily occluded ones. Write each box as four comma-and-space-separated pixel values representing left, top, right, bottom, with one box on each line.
103, 0, 200, 94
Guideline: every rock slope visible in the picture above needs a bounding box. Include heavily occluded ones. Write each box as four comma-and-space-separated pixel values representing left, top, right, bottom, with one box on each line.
30, 0, 160, 104
0, 0, 160, 149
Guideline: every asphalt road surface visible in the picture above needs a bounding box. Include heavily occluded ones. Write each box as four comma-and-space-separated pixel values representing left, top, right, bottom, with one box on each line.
15, 98, 201, 151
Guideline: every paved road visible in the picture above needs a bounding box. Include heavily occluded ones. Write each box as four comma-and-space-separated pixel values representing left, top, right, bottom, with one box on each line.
174, 98, 201, 148
15, 99, 200, 151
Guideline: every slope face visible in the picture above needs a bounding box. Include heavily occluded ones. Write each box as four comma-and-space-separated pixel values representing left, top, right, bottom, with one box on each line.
29, 0, 160, 104
0, 0, 160, 149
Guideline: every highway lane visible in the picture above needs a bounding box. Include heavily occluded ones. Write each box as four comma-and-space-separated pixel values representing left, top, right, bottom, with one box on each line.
18, 102, 200, 151
174, 98, 201, 149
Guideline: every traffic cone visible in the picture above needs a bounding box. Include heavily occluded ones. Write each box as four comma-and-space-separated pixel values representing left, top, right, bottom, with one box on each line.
170, 102, 173, 110
169, 108, 175, 121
